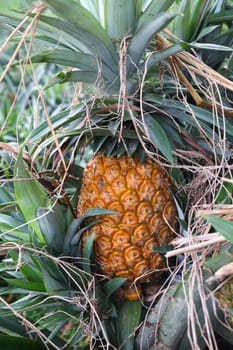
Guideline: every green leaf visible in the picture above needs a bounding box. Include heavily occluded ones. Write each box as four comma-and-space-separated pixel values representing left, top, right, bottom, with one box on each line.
42, 0, 118, 68
36, 204, 66, 254
0, 315, 29, 338
202, 215, 233, 244
104, 0, 137, 40
144, 114, 174, 164
28, 49, 98, 71
208, 8, 233, 24
0, 213, 29, 242
104, 277, 127, 297
128, 12, 176, 73
19, 261, 43, 284
13, 152, 50, 243
215, 179, 233, 205
135, 251, 233, 349
37, 258, 67, 294
28, 107, 85, 143
63, 208, 116, 255
35, 14, 117, 79
0, 335, 48, 350
142, 43, 183, 73
116, 300, 142, 350
138, 0, 175, 29
82, 232, 95, 273
188, 42, 233, 51
4, 278, 45, 292
56, 69, 98, 84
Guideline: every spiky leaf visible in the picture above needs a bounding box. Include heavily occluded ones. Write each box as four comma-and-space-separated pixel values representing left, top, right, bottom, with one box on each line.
14, 153, 50, 243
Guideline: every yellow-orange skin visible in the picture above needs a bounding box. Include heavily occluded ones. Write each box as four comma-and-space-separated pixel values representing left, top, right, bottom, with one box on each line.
77, 154, 177, 299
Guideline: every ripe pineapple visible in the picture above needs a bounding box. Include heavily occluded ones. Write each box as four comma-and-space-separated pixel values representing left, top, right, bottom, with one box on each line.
77, 154, 177, 299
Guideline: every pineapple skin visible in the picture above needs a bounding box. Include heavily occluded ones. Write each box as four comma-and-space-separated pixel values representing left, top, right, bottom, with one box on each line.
77, 154, 177, 299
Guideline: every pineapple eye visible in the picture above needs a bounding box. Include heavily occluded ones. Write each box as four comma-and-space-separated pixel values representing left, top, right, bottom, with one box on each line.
122, 211, 138, 226
137, 201, 153, 223
142, 238, 154, 258
149, 214, 164, 233
152, 190, 167, 210
134, 260, 149, 278
105, 164, 121, 181
96, 236, 112, 256
139, 180, 155, 200
132, 224, 150, 246
97, 176, 104, 189
121, 190, 139, 210
109, 252, 126, 271
126, 169, 142, 188
124, 246, 142, 268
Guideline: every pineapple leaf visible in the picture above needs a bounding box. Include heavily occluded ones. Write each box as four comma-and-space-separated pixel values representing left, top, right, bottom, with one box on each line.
56, 69, 98, 84
187, 42, 233, 51
104, 277, 127, 297
128, 12, 177, 74
42, 0, 118, 66
29, 107, 86, 142
63, 208, 116, 255
0, 213, 29, 242
82, 232, 95, 273
36, 205, 66, 254
116, 300, 142, 350
144, 115, 174, 164
37, 14, 118, 78
27, 49, 98, 71
14, 152, 50, 244
4, 278, 45, 292
202, 215, 233, 244
142, 43, 184, 73
138, 0, 176, 29
104, 0, 137, 40
0, 315, 29, 338
0, 335, 49, 350
208, 8, 233, 24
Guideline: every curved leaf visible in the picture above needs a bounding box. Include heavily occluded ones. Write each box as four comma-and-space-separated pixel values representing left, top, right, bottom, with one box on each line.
104, 0, 137, 40
14, 153, 50, 243
138, 0, 175, 29
56, 69, 98, 84
43, 0, 118, 66
36, 204, 66, 254
28, 49, 98, 71
144, 114, 174, 164
116, 300, 142, 350
0, 335, 49, 350
202, 214, 233, 244
128, 12, 176, 74
104, 277, 127, 297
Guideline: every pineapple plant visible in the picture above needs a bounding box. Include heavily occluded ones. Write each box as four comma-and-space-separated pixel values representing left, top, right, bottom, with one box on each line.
25, 0, 184, 301
0, 0, 233, 349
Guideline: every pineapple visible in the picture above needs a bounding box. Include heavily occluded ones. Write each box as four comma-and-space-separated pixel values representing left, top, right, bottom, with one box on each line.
77, 153, 177, 299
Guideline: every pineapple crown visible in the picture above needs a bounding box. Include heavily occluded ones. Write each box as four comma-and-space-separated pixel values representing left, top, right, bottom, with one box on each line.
5, 0, 233, 163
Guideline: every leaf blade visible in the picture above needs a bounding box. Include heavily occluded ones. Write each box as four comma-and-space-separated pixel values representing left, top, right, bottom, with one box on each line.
144, 115, 174, 164
14, 153, 50, 243
202, 214, 233, 244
